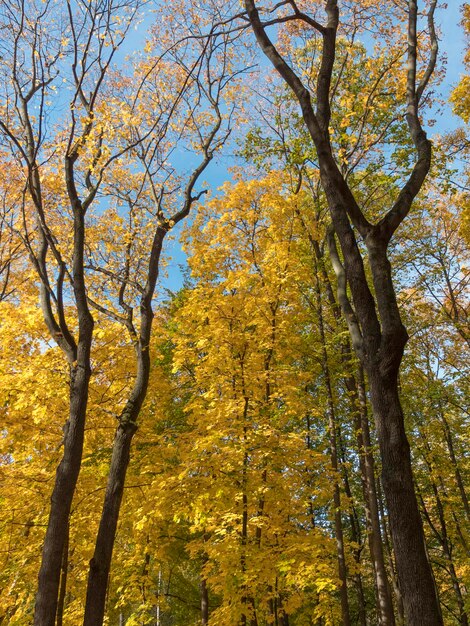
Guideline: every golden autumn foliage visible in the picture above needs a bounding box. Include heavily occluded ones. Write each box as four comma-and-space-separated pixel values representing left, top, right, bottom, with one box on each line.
0, 1, 468, 625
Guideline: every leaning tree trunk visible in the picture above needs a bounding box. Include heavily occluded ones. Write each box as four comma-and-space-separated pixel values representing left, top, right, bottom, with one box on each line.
83, 226, 165, 626
83, 420, 138, 625
34, 363, 91, 626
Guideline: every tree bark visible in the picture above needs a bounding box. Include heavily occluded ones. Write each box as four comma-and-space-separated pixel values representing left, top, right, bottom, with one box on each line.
34, 315, 93, 626
83, 421, 137, 625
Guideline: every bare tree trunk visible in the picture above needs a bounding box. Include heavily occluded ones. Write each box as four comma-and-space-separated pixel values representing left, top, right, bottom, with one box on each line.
314, 265, 351, 626
354, 368, 396, 626
83, 219, 167, 626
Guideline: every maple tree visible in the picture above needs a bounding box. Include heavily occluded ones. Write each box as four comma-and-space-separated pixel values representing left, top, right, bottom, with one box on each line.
0, 0, 239, 623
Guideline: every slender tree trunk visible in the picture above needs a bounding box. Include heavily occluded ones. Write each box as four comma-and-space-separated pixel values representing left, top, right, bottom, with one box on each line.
34, 356, 92, 626
417, 437, 468, 626
314, 266, 351, 626
303, 212, 395, 626
241, 394, 249, 626
377, 480, 405, 626
83, 421, 137, 625
278, 594, 289, 626
344, 490, 367, 626
83, 227, 166, 625
439, 409, 470, 521
354, 368, 396, 626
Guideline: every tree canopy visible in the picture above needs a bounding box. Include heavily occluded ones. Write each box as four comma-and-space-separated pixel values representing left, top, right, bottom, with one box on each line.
0, 1, 468, 625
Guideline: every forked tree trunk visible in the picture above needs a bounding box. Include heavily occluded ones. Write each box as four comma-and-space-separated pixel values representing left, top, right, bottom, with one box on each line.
244, 0, 443, 622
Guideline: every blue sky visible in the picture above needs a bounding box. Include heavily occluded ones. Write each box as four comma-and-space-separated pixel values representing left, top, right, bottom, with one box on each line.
157, 1, 468, 296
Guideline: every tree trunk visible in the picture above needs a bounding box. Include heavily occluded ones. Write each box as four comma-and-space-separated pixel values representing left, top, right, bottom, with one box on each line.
83, 421, 137, 625
439, 410, 470, 521
417, 436, 468, 626
314, 266, 351, 626
34, 360, 92, 626
302, 212, 395, 626
340, 461, 367, 626
368, 368, 441, 625
377, 479, 405, 626
56, 517, 70, 626
83, 227, 165, 625
354, 368, 396, 626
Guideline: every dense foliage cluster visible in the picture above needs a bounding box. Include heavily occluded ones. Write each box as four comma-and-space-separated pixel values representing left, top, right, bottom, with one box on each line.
0, 1, 468, 625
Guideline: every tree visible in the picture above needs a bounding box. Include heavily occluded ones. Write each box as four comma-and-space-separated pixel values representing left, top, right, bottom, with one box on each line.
241, 0, 443, 623
0, 0, 238, 623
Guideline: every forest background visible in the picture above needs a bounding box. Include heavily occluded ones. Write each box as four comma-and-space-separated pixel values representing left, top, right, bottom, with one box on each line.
0, 1, 468, 626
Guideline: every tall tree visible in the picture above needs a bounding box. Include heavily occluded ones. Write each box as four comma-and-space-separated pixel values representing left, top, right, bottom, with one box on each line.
241, 0, 442, 623
0, 1, 238, 623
